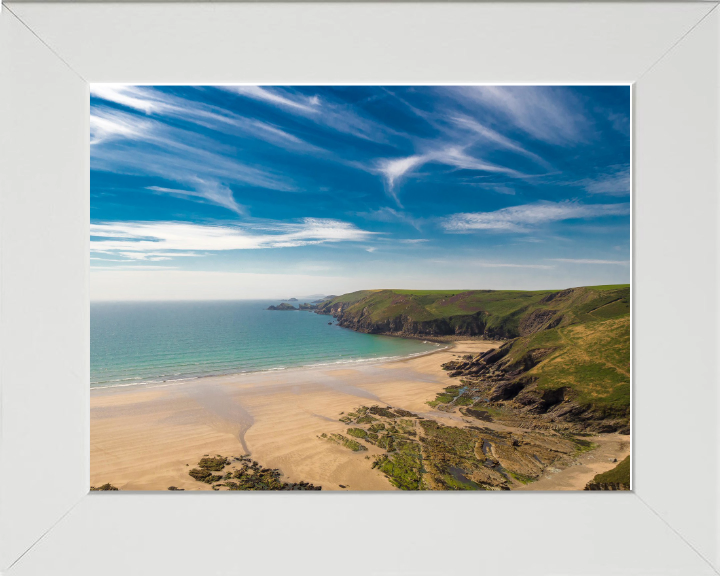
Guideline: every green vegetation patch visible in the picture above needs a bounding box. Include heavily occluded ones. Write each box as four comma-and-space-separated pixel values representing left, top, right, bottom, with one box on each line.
591, 456, 630, 486
347, 427, 368, 439
377, 434, 395, 452
368, 406, 397, 419
562, 434, 597, 455
189, 454, 322, 490
189, 468, 223, 484
373, 441, 424, 490
322, 432, 367, 452
508, 472, 536, 485
197, 456, 228, 471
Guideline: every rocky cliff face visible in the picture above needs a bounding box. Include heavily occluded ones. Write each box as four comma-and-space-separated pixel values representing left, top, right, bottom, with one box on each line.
441, 345, 630, 434
316, 302, 506, 339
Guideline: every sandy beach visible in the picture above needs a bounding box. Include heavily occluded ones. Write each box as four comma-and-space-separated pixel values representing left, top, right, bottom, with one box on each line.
91, 340, 629, 491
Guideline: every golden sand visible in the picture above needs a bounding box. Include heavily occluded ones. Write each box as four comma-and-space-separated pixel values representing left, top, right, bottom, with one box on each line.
90, 341, 627, 491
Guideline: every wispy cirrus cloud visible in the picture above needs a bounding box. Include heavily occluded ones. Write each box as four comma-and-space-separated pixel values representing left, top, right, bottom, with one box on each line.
465, 183, 517, 195
221, 85, 399, 143
90, 218, 377, 262
90, 107, 152, 145
428, 258, 554, 270
454, 86, 589, 145
450, 115, 552, 169
221, 85, 321, 114
376, 156, 427, 202
147, 181, 246, 215
90, 106, 295, 213
552, 258, 629, 265
376, 147, 525, 206
91, 85, 320, 152
356, 207, 424, 230
580, 165, 630, 196
442, 201, 629, 233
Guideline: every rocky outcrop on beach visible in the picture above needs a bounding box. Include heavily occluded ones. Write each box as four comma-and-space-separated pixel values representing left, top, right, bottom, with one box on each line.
584, 481, 629, 490
90, 483, 119, 491
318, 403, 597, 491
188, 455, 321, 491
439, 343, 629, 434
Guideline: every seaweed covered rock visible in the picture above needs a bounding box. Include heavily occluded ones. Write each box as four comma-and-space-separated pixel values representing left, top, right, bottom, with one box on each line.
188, 455, 322, 490
90, 483, 119, 491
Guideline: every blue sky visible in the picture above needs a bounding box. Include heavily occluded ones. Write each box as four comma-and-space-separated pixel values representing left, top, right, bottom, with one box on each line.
90, 85, 630, 300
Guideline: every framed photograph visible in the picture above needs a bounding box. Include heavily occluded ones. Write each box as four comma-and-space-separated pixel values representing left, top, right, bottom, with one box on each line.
1, 2, 718, 575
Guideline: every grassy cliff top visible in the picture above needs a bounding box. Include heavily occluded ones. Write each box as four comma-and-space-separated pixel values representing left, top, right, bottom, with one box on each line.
318, 285, 630, 414
317, 285, 629, 337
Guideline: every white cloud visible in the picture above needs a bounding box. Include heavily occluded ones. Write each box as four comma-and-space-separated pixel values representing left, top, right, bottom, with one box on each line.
90, 106, 295, 212
90, 107, 152, 145
582, 166, 630, 196
467, 184, 516, 196
442, 201, 629, 233
455, 86, 588, 145
428, 258, 554, 270
221, 86, 401, 144
147, 181, 246, 215
451, 116, 552, 168
376, 147, 522, 205
356, 207, 423, 230
90, 219, 377, 261
91, 85, 321, 154
90, 85, 159, 114
552, 258, 630, 265
377, 156, 427, 199
221, 86, 320, 114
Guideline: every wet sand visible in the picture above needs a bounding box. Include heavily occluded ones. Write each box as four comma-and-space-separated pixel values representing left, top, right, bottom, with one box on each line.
91, 340, 628, 491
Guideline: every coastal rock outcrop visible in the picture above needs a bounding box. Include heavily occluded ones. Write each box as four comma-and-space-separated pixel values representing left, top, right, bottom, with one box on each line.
188, 455, 322, 490
267, 303, 297, 311
315, 286, 630, 437
439, 344, 629, 434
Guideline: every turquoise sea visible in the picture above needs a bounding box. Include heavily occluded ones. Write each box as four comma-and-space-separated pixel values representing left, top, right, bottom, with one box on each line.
91, 301, 438, 388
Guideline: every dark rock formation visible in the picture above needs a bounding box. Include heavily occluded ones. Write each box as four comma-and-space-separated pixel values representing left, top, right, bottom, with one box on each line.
519, 309, 562, 335
441, 346, 629, 434
267, 302, 296, 311
90, 483, 119, 491
584, 482, 630, 491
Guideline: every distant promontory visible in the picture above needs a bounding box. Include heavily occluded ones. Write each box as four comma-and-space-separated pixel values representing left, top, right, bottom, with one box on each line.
267, 302, 318, 311
267, 303, 297, 311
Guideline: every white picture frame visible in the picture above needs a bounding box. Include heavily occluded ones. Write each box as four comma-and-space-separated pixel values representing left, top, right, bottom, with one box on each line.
1, 2, 718, 574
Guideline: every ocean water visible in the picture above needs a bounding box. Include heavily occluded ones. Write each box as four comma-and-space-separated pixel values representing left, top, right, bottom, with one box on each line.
91, 300, 438, 388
